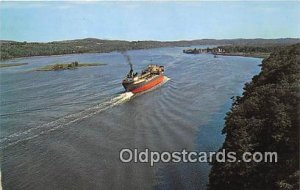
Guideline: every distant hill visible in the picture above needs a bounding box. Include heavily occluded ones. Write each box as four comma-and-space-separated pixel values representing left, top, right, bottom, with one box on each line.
208, 43, 300, 189
0, 38, 299, 60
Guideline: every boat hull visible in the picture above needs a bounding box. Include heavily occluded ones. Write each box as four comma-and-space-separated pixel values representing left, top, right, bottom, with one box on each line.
123, 75, 164, 93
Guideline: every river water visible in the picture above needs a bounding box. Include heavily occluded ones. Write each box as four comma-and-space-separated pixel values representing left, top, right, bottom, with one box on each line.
0, 47, 261, 190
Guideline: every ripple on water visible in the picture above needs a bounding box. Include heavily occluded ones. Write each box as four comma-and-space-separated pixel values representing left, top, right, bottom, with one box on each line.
1, 48, 262, 190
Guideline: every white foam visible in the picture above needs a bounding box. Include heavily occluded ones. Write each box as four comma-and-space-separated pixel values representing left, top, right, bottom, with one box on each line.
163, 76, 171, 83
1, 92, 134, 149
1, 77, 169, 149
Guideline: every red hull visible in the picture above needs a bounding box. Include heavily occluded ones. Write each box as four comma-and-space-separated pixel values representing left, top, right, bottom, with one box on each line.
131, 75, 164, 93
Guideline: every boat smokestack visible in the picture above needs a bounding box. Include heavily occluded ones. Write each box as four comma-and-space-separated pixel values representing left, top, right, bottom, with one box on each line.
121, 51, 134, 78
121, 51, 133, 72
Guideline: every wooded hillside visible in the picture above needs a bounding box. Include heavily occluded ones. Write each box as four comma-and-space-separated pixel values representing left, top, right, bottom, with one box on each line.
208, 44, 300, 189
1, 38, 299, 60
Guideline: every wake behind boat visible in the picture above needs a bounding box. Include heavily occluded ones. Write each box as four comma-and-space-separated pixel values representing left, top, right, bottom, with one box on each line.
122, 64, 165, 93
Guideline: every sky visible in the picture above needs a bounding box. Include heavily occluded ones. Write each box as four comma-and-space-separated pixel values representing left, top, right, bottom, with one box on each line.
0, 1, 300, 42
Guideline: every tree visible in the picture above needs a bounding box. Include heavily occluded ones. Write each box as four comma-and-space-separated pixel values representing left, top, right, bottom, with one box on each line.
208, 44, 300, 190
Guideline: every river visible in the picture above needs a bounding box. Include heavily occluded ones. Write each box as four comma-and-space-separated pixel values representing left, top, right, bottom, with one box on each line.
0, 46, 261, 190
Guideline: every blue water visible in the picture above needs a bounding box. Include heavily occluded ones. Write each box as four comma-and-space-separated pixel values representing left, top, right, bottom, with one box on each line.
0, 46, 261, 190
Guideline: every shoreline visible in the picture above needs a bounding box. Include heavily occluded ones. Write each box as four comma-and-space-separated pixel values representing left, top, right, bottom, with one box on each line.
1, 38, 299, 61
0, 63, 28, 68
215, 52, 270, 59
1, 48, 269, 62
0, 47, 169, 62
0, 51, 119, 62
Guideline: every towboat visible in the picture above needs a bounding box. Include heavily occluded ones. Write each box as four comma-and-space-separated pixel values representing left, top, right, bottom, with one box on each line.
122, 64, 165, 93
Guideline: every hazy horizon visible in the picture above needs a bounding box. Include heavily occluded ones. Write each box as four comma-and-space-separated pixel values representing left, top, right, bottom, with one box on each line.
1, 37, 300, 44
1, 1, 300, 42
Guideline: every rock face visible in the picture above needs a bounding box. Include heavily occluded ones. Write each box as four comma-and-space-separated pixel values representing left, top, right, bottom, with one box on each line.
208, 44, 300, 190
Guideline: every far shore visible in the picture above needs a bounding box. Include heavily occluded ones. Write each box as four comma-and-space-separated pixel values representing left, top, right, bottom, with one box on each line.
1, 49, 269, 63
0, 52, 117, 62
0, 63, 28, 68
1, 38, 299, 61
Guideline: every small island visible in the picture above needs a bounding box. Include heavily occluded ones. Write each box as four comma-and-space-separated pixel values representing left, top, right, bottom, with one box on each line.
36, 61, 106, 71
0, 63, 28, 68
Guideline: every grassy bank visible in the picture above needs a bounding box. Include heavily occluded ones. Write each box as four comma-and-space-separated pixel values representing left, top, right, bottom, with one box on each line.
36, 62, 106, 71
216, 45, 285, 58
183, 45, 285, 58
0, 63, 28, 68
215, 52, 270, 58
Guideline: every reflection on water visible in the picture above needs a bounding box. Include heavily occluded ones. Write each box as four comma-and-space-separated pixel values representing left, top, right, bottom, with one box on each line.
0, 47, 261, 190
